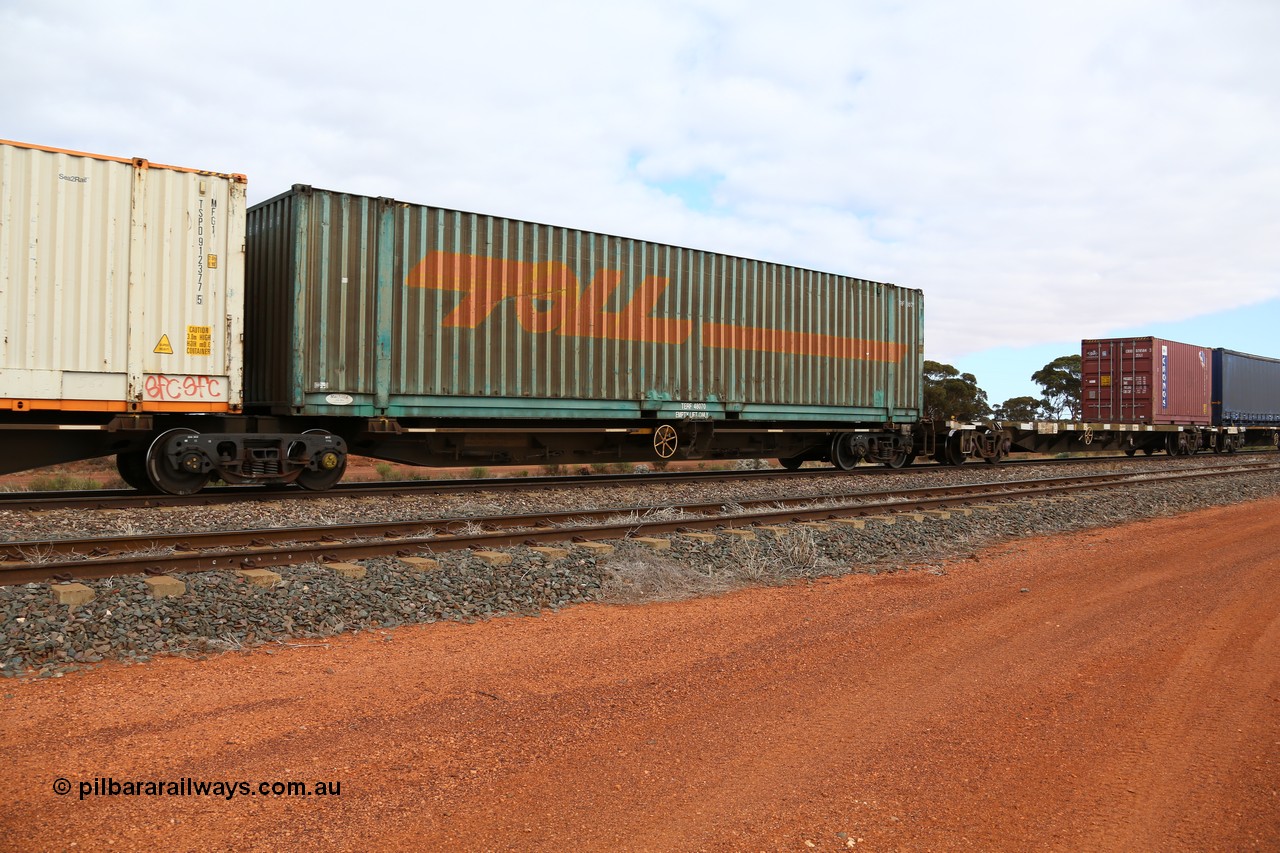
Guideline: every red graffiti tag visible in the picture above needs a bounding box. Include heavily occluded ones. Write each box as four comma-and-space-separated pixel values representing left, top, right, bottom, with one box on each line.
143, 375, 224, 401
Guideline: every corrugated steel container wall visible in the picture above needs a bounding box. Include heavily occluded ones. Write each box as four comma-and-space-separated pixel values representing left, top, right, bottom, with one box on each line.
245, 186, 922, 422
0, 140, 245, 412
1213, 349, 1280, 425
1081, 336, 1211, 424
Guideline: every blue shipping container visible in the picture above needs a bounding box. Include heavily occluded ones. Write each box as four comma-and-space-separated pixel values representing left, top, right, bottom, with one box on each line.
1213, 348, 1280, 425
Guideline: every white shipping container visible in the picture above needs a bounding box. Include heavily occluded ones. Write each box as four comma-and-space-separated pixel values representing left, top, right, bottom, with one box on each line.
0, 139, 245, 413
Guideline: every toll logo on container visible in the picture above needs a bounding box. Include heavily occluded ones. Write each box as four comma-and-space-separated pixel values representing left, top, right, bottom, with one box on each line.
405, 252, 907, 363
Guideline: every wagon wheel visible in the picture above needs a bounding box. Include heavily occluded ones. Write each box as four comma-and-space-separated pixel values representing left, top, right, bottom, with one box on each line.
778, 456, 805, 471
653, 424, 679, 459
1123, 446, 1137, 457
830, 433, 859, 471
145, 428, 210, 496
295, 429, 347, 491
115, 450, 155, 492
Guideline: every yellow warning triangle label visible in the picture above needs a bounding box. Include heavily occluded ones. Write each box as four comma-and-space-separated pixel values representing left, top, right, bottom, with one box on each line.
154, 334, 173, 355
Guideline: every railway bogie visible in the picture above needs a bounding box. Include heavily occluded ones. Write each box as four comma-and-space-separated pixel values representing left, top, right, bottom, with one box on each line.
0, 417, 348, 495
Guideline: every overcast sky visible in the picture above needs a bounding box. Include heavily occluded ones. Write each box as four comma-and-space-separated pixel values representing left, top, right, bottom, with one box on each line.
3, 0, 1277, 405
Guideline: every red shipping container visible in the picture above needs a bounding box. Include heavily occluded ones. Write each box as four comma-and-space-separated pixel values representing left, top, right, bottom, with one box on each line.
1081, 337, 1211, 424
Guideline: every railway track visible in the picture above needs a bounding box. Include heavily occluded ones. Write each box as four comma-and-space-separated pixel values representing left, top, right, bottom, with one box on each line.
0, 451, 1269, 512
4, 460, 1275, 586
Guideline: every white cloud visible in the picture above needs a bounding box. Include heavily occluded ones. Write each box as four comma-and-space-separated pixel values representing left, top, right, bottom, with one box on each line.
2, 0, 1277, 368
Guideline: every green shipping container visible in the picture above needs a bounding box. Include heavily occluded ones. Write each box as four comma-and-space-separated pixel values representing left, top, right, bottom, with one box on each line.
245, 186, 922, 425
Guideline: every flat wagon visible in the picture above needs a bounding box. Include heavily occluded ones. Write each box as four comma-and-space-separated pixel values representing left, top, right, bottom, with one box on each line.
244, 185, 924, 469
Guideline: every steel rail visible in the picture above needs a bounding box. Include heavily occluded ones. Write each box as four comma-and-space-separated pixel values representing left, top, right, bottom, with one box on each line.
1, 460, 1269, 562
2, 461, 1274, 585
0, 452, 1268, 512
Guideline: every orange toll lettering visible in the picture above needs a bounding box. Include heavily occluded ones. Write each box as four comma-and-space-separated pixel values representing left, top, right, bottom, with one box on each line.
405, 251, 905, 362
405, 252, 691, 345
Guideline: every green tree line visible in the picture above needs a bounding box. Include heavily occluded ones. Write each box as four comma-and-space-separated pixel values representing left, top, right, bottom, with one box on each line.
923, 355, 1081, 422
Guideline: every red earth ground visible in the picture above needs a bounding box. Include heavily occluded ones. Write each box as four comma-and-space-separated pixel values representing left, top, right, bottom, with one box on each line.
1, 499, 1278, 851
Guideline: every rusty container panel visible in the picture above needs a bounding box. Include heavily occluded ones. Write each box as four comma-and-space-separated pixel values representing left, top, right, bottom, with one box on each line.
1081, 337, 1211, 424
1213, 349, 1280, 425
245, 186, 923, 423
1, 139, 246, 414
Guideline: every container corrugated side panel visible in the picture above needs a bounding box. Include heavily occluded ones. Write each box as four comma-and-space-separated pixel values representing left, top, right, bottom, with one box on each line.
1214, 348, 1280, 425
1, 143, 131, 400
254, 186, 921, 422
244, 190, 297, 409
386, 199, 920, 420
0, 140, 244, 412
133, 162, 245, 410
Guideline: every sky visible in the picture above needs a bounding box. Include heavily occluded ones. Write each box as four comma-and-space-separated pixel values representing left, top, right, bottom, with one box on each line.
3, 0, 1277, 407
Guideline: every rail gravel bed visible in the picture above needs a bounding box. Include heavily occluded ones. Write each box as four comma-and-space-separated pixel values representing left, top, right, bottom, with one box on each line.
3, 461, 1279, 679
0, 455, 1270, 542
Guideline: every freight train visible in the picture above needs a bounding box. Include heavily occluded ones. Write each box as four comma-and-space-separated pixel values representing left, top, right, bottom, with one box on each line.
2, 139, 1278, 494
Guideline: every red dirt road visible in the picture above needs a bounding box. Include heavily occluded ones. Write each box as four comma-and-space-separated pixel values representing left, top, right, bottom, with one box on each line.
3, 500, 1279, 851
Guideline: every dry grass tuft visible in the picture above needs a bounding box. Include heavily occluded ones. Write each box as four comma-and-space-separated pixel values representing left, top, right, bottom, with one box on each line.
600, 556, 741, 604
600, 527, 831, 604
